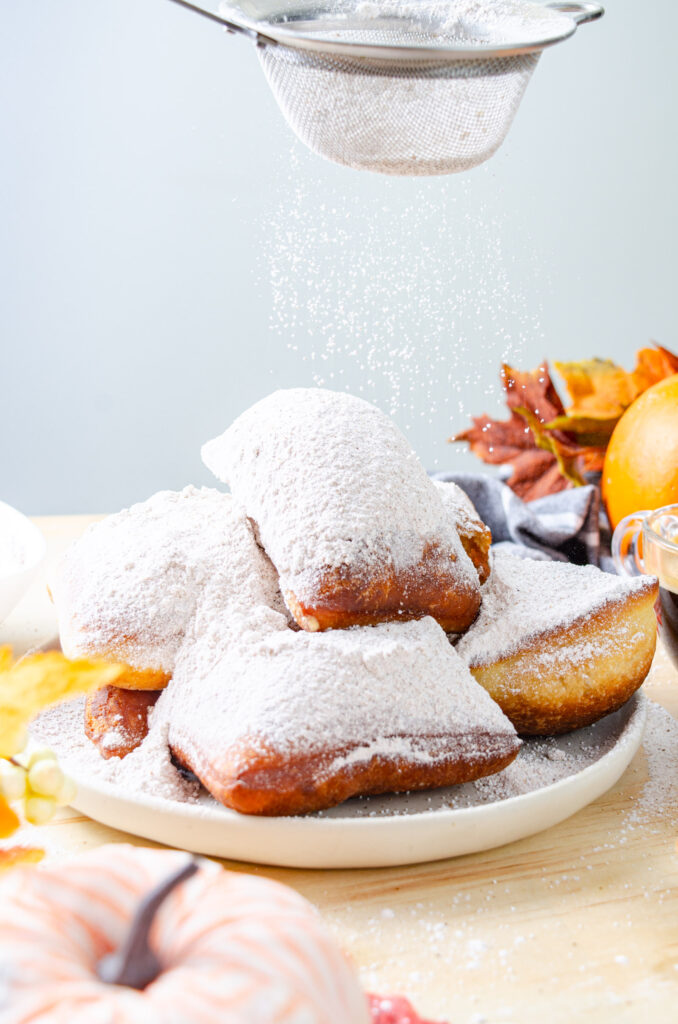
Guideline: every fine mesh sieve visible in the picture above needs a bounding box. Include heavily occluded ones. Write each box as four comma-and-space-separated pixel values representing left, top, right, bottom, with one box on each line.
257, 46, 540, 175
167, 0, 604, 175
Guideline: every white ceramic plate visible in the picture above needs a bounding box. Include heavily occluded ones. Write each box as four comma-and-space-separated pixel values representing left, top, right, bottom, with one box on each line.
62, 694, 646, 869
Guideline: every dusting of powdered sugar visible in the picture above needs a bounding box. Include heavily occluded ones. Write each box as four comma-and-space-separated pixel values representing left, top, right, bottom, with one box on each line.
349, 0, 566, 44
50, 486, 286, 674
201, 388, 478, 603
622, 699, 678, 830
269, 0, 565, 45
456, 550, 657, 668
167, 617, 518, 772
31, 682, 650, 820
99, 728, 127, 753
260, 154, 545, 471
433, 479, 488, 540
33, 698, 200, 803
33, 616, 520, 808
36, 691, 671, 825
312, 693, 646, 817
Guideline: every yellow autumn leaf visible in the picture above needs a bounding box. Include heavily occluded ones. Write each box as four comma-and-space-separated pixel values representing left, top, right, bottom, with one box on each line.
514, 407, 588, 488
554, 358, 639, 420
0, 647, 127, 758
0, 846, 44, 872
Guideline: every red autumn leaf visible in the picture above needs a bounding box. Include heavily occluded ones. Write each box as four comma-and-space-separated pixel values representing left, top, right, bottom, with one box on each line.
505, 450, 571, 501
368, 993, 447, 1023
451, 361, 577, 501
452, 410, 534, 466
502, 361, 566, 422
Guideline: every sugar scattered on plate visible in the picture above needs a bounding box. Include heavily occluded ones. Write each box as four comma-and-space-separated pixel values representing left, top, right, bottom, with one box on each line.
33, 690, 648, 817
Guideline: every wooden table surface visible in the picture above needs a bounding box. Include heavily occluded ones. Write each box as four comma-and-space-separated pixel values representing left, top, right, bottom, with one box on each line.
2, 515, 678, 1024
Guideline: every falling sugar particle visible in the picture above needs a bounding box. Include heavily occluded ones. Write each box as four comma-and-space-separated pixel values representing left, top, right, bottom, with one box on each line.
259, 144, 544, 463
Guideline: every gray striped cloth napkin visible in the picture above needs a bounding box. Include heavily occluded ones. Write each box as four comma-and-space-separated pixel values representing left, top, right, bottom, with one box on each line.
434, 472, 614, 573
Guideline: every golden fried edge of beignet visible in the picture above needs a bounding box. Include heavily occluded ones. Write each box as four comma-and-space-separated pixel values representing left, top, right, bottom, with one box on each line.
170, 733, 520, 816
85, 685, 160, 759
467, 584, 658, 735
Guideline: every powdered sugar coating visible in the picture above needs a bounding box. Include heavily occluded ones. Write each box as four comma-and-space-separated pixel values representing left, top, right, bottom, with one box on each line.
433, 479, 486, 539
167, 617, 518, 769
51, 486, 284, 674
32, 691, 646, 818
455, 550, 657, 668
34, 697, 200, 802
201, 388, 478, 607
36, 617, 518, 809
352, 0, 570, 46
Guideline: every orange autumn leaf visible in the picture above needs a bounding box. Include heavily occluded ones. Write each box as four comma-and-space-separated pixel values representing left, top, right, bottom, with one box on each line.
0, 797, 20, 840
553, 345, 678, 439
0, 646, 128, 758
452, 410, 570, 501
549, 344, 678, 458
452, 360, 617, 499
0, 846, 44, 872
554, 358, 638, 420
631, 344, 678, 394
451, 409, 533, 466
505, 451, 572, 502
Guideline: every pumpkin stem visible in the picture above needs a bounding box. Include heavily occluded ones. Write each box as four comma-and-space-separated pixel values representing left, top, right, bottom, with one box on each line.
96, 858, 199, 990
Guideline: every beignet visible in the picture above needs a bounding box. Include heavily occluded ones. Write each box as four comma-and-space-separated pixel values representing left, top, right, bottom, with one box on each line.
50, 486, 284, 688
455, 551, 658, 734
202, 389, 481, 633
167, 617, 520, 816
434, 479, 492, 583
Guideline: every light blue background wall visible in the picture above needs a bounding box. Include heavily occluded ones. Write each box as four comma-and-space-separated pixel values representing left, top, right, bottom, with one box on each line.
2, 0, 676, 513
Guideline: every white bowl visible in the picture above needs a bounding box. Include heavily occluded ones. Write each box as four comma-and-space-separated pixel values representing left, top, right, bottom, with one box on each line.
0, 501, 47, 624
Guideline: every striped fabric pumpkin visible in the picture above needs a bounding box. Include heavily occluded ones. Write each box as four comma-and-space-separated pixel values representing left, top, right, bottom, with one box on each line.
0, 845, 369, 1024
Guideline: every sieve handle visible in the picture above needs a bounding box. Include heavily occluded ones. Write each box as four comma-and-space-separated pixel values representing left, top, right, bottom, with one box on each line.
165, 0, 276, 46
545, 1, 605, 25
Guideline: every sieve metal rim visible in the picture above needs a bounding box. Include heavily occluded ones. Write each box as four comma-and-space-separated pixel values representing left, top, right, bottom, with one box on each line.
220, 0, 603, 61
259, 45, 540, 81
168, 0, 604, 62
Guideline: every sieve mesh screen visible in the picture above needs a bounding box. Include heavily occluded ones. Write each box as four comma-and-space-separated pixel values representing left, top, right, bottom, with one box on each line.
258, 45, 539, 175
